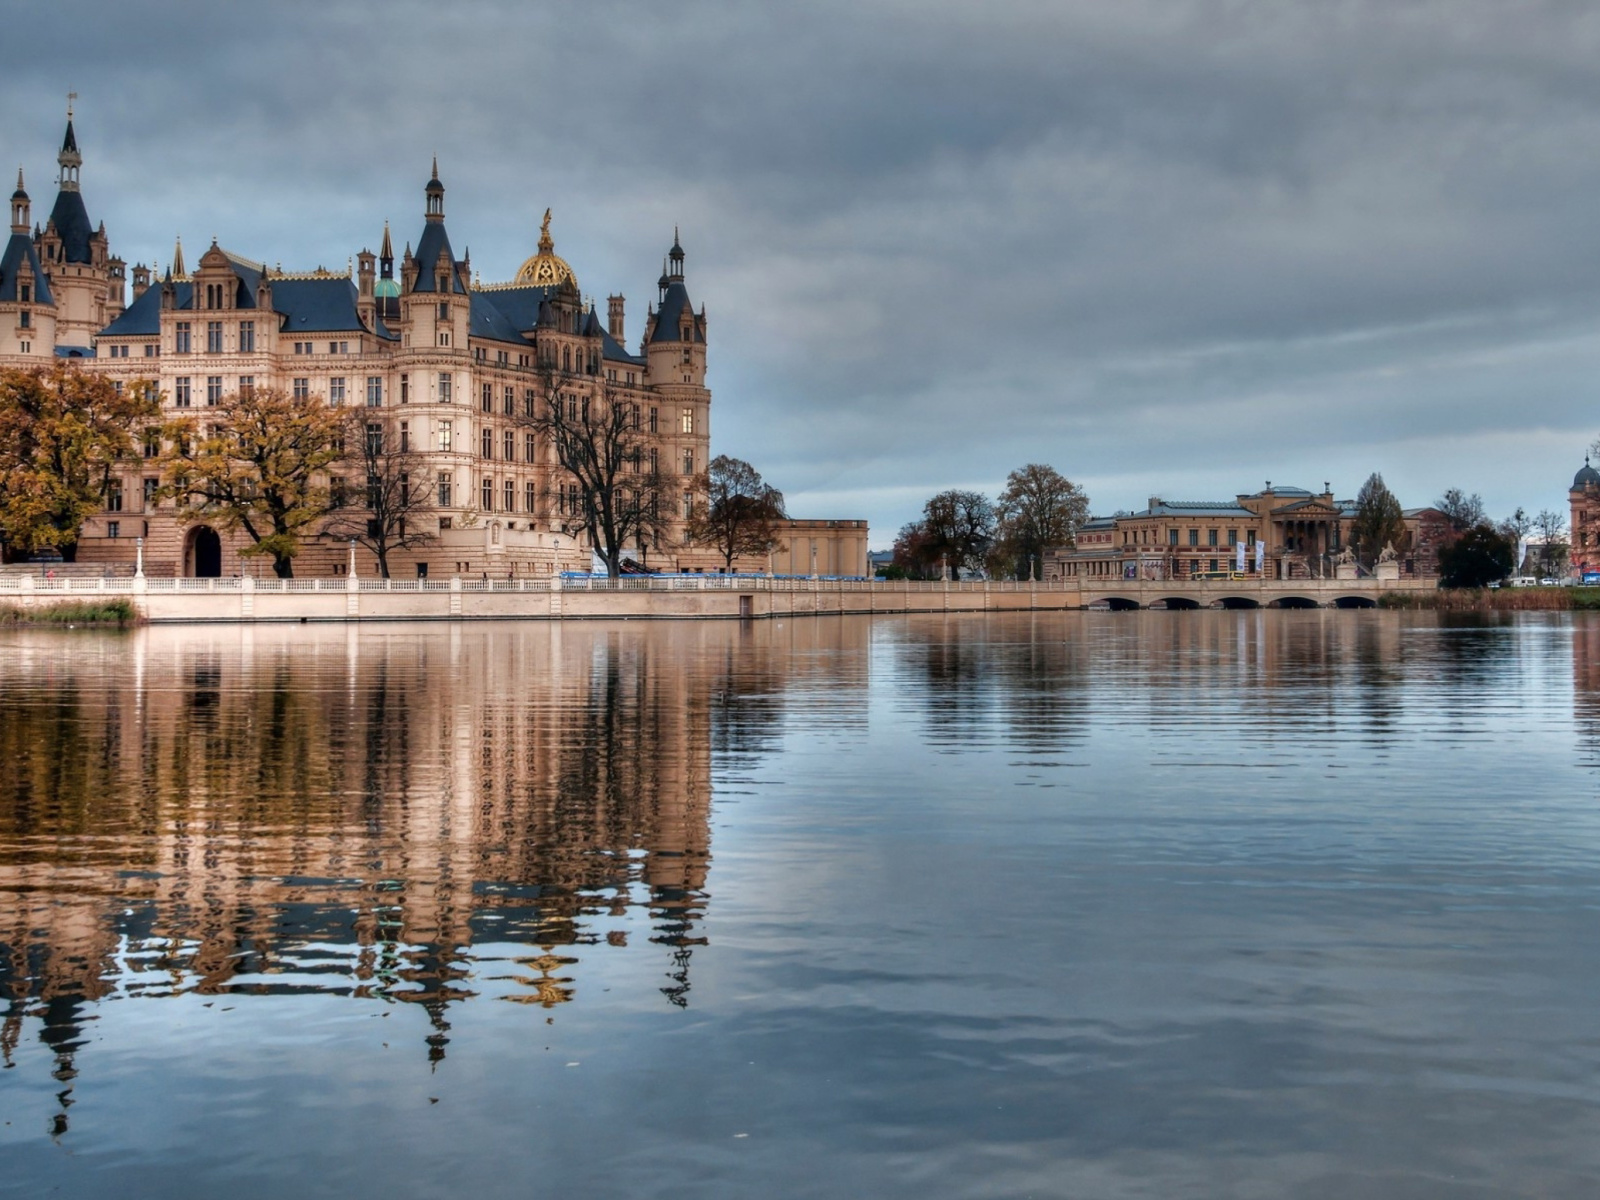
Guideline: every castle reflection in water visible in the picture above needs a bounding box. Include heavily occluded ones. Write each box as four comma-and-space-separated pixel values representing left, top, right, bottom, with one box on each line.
0, 620, 838, 1131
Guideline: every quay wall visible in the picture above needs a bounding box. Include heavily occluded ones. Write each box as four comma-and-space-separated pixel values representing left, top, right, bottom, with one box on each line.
0, 574, 1436, 623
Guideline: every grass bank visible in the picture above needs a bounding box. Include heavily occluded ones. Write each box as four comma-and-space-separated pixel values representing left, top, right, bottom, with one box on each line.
0, 599, 140, 626
1378, 588, 1600, 612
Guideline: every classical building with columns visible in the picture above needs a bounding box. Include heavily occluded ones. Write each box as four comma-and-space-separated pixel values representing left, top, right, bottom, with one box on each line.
0, 109, 861, 578
1047, 482, 1447, 582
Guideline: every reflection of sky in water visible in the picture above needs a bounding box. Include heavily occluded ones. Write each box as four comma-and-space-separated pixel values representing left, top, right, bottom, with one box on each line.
3, 613, 1600, 1198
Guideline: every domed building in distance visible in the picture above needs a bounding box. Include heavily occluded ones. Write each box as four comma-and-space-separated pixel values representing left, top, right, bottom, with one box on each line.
1569, 457, 1600, 575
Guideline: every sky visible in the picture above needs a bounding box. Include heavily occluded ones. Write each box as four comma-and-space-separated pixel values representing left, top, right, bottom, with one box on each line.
7, 0, 1600, 545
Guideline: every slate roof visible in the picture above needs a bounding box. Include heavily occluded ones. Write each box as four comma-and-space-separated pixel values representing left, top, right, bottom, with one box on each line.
601, 327, 644, 365
1138, 500, 1255, 518
410, 221, 466, 294
0, 231, 53, 305
55, 345, 92, 358
47, 189, 94, 263
97, 280, 171, 337
648, 279, 703, 343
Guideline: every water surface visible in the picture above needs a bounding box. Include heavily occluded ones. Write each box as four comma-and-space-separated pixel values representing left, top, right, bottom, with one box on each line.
2, 612, 1598, 1198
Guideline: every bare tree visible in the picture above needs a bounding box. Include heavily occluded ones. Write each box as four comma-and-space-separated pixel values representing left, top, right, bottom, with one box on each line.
321, 416, 437, 578
523, 367, 675, 578
1499, 507, 1533, 574
685, 455, 785, 571
1435, 488, 1485, 533
1533, 508, 1570, 578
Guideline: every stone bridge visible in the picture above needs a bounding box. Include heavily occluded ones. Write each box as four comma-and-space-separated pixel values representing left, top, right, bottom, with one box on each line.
1076, 575, 1434, 610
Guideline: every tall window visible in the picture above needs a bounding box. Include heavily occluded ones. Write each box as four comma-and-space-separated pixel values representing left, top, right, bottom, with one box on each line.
143, 430, 160, 458
367, 377, 382, 406
525, 480, 536, 513
631, 403, 640, 430
174, 377, 192, 408
239, 321, 254, 353
1208, 529, 1218, 547
649, 406, 658, 433
502, 386, 513, 415
366, 423, 383, 457
437, 472, 452, 506
174, 322, 191, 354
437, 420, 452, 451
524, 388, 536, 417
293, 378, 309, 399
143, 478, 158, 507
206, 321, 223, 352
504, 479, 515, 512
682, 491, 693, 520
1227, 529, 1238, 546
682, 449, 693, 475
1168, 529, 1178, 546
206, 376, 223, 406
438, 372, 452, 403
481, 428, 493, 458
400, 374, 409, 404
649, 447, 658, 474
481, 383, 492, 412
399, 421, 410, 452
524, 433, 535, 463
239, 376, 254, 396
107, 483, 123, 513
1188, 529, 1198, 547
329, 377, 346, 405
681, 407, 693, 433
481, 477, 494, 510
503, 429, 514, 461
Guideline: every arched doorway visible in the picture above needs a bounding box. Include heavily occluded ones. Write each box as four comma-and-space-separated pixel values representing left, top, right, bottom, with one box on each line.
187, 527, 222, 578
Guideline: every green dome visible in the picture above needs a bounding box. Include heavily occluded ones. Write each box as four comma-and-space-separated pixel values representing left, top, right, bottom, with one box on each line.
374, 278, 400, 299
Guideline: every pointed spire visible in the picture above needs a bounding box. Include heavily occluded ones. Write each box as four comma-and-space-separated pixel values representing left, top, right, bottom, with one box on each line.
172, 236, 185, 278
10, 168, 28, 234
57, 95, 82, 192
380, 220, 394, 262
431, 155, 439, 181
13, 166, 23, 195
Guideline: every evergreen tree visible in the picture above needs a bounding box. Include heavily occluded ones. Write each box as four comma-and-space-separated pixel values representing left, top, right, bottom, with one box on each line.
1348, 472, 1405, 569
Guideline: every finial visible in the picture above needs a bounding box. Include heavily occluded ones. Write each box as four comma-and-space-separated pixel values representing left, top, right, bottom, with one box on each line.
13, 166, 22, 194
431, 154, 438, 179
67, 92, 76, 120
172, 235, 185, 278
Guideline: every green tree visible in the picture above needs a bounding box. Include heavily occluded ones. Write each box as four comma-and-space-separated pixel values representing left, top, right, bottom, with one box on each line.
685, 455, 786, 571
1348, 472, 1405, 569
993, 463, 1089, 580
890, 520, 939, 580
1437, 523, 1515, 588
159, 387, 347, 579
0, 366, 158, 562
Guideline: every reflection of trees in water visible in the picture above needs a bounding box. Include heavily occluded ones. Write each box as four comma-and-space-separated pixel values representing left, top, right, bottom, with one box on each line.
1572, 620, 1600, 759
0, 624, 751, 1129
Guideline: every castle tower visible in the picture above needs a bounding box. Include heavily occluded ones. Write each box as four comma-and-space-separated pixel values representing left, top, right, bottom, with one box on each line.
645, 229, 707, 388
35, 101, 117, 349
0, 169, 57, 355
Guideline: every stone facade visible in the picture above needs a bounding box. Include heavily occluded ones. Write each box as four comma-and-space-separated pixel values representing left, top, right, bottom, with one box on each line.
0, 112, 757, 578
1570, 459, 1600, 576
1046, 481, 1446, 582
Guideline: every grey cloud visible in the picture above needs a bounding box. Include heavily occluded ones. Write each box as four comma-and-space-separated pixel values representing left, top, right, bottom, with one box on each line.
8, 0, 1600, 541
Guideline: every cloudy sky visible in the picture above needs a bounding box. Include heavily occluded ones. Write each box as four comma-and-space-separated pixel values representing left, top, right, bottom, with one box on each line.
8, 0, 1600, 543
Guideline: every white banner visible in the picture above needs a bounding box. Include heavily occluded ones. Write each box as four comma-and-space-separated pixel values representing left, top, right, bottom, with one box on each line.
1235, 541, 1246, 572
1254, 540, 1265, 572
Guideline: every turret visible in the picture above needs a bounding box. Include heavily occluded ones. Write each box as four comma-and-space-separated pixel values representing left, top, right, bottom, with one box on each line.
425, 157, 444, 223
131, 262, 150, 300
356, 247, 376, 330
608, 293, 625, 341
57, 104, 81, 193
10, 168, 27, 234
645, 229, 707, 385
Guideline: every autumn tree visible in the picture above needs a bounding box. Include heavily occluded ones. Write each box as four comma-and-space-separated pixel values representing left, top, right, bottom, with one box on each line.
888, 520, 938, 580
321, 416, 438, 579
920, 489, 997, 578
1347, 472, 1405, 569
0, 366, 158, 562
524, 368, 674, 578
993, 463, 1089, 580
685, 455, 786, 571
159, 387, 347, 579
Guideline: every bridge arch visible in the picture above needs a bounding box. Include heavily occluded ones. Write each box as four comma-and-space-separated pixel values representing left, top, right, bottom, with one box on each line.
1271, 595, 1320, 609
1090, 596, 1142, 611
1333, 595, 1377, 609
1152, 596, 1202, 610
1215, 596, 1261, 609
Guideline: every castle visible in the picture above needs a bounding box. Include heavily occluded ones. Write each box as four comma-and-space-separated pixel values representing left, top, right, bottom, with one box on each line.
0, 107, 737, 578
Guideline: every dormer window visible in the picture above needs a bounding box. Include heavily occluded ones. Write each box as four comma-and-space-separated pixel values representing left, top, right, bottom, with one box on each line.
438, 274, 449, 293
19, 284, 29, 303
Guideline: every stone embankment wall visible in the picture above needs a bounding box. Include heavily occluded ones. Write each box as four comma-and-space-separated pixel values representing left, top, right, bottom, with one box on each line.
0, 574, 1436, 623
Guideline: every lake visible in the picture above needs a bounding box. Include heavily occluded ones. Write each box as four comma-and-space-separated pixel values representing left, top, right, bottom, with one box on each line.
2, 612, 1598, 1198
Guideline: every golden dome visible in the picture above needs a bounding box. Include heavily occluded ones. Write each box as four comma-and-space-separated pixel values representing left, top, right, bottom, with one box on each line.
515, 208, 577, 289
